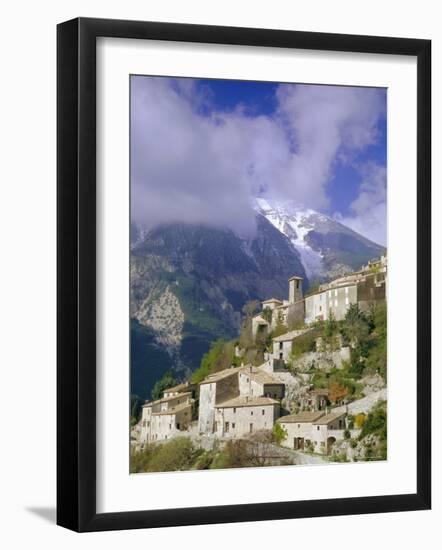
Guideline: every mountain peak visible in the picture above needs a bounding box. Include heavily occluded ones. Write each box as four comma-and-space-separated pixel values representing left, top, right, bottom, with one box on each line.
253, 196, 385, 282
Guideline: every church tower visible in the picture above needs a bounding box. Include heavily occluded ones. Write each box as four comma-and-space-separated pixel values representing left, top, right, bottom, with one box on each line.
288, 276, 303, 304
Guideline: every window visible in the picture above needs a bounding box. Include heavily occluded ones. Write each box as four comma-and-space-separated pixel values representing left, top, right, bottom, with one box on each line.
345, 297, 349, 305
317, 426, 320, 430
233, 407, 236, 413
250, 423, 253, 433
169, 423, 172, 429
262, 409, 265, 415
345, 287, 349, 294
225, 422, 230, 432
279, 342, 283, 350
176, 423, 180, 429
335, 289, 338, 297
251, 411, 254, 416
319, 305, 322, 312
279, 353, 283, 359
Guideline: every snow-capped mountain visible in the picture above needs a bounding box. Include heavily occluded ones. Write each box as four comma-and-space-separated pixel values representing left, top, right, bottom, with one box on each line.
254, 197, 385, 282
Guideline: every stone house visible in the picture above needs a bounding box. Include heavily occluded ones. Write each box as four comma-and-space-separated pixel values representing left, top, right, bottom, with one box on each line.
140, 391, 193, 444
311, 412, 347, 455
271, 329, 312, 362
197, 367, 242, 434
304, 255, 387, 324
198, 364, 285, 437
277, 410, 347, 455
277, 411, 324, 451
214, 396, 280, 439
252, 276, 305, 338
163, 381, 193, 399
238, 365, 285, 400
253, 255, 387, 331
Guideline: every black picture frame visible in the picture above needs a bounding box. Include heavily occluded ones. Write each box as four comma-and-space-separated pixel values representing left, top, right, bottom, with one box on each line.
57, 17, 431, 532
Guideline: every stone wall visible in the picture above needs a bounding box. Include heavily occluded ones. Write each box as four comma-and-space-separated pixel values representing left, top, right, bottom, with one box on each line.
214, 403, 280, 439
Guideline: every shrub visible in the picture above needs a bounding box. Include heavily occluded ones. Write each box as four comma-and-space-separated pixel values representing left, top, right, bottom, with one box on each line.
130, 437, 201, 473
191, 340, 234, 384
359, 401, 387, 441
272, 423, 288, 445
354, 413, 366, 429
344, 429, 351, 440
151, 371, 179, 400
329, 381, 348, 404
290, 330, 317, 360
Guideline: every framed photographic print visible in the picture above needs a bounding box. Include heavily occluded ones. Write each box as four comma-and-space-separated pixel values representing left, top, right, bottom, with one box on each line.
57, 17, 431, 532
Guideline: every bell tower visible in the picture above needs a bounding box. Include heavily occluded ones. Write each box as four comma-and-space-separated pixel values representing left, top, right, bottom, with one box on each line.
289, 276, 303, 304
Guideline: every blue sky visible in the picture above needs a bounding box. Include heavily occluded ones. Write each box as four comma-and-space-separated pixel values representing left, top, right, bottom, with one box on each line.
192, 78, 387, 222
131, 76, 387, 244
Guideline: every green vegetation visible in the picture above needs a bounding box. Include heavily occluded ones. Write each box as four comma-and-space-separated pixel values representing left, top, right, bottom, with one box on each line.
261, 307, 272, 323
272, 423, 288, 444
130, 437, 203, 473
151, 370, 179, 401
191, 339, 241, 384
358, 401, 387, 460
131, 433, 293, 473
354, 413, 366, 429
130, 394, 143, 426
289, 328, 318, 361
359, 401, 387, 440
310, 366, 364, 402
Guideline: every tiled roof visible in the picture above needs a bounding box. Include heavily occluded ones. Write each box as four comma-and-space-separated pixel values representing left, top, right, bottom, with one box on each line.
163, 382, 190, 394
151, 402, 192, 416
199, 366, 242, 384
142, 392, 192, 407
239, 366, 284, 386
313, 412, 346, 425
277, 411, 324, 424
216, 396, 280, 408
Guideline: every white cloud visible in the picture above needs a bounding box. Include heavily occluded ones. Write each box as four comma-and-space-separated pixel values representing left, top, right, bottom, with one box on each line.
131, 77, 386, 240
334, 163, 387, 245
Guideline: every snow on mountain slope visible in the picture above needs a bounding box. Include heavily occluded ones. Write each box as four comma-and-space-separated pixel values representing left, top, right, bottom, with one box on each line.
254, 197, 385, 283
254, 198, 325, 279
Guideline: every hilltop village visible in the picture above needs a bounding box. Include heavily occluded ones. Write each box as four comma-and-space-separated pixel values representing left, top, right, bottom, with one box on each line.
131, 255, 387, 470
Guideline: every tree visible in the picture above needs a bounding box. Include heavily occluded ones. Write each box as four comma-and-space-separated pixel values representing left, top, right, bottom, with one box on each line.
329, 381, 348, 404
344, 304, 369, 348
322, 311, 340, 349
191, 340, 235, 383
261, 307, 273, 324
151, 370, 179, 400
272, 423, 288, 444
